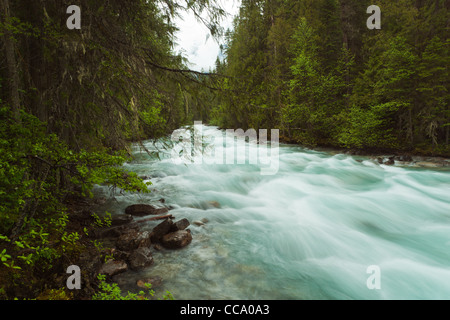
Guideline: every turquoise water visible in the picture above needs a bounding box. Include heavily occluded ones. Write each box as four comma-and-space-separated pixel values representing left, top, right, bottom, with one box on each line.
94, 125, 450, 300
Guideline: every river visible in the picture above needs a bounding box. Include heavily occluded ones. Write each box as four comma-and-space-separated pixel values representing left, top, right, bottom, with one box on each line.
93, 124, 450, 300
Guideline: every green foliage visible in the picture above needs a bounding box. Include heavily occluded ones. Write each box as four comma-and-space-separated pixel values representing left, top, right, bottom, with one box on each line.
211, 0, 449, 155
0, 0, 227, 300
91, 212, 112, 229
36, 288, 73, 300
338, 103, 400, 149
92, 274, 174, 300
0, 107, 151, 299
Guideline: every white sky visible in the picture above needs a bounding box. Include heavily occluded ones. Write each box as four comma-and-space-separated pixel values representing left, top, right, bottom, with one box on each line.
173, 0, 241, 72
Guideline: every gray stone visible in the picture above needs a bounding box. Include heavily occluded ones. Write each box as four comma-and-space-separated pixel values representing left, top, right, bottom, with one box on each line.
98, 260, 128, 277
161, 230, 192, 249
150, 219, 174, 243
128, 247, 154, 270
116, 230, 151, 251
171, 218, 190, 232
111, 214, 134, 226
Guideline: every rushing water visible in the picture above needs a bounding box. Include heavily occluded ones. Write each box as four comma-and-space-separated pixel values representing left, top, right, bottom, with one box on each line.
93, 125, 450, 300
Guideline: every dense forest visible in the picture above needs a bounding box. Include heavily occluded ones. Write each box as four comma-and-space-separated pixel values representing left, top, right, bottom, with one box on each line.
0, 0, 223, 299
0, 0, 448, 300
210, 0, 449, 156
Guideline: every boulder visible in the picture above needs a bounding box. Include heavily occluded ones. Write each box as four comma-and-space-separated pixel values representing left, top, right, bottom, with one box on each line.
201, 218, 209, 224
112, 250, 131, 262
128, 247, 154, 271
111, 214, 134, 226
385, 157, 395, 165
98, 260, 128, 277
170, 218, 190, 232
193, 220, 205, 227
193, 218, 208, 226
93, 222, 139, 239
395, 155, 413, 162
161, 230, 192, 249
150, 218, 174, 243
207, 201, 221, 208
125, 204, 169, 217
116, 230, 151, 251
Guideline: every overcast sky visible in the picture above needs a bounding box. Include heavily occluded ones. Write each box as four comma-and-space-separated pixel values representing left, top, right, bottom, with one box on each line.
173, 0, 241, 72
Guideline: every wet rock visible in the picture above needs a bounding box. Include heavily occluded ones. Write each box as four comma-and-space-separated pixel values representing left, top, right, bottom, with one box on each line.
98, 260, 128, 277
136, 276, 163, 289
91, 222, 140, 239
128, 247, 154, 270
125, 204, 169, 217
209, 201, 220, 207
385, 157, 395, 165
112, 249, 131, 262
193, 219, 209, 226
193, 221, 204, 227
205, 201, 220, 209
116, 230, 151, 251
161, 230, 192, 249
150, 218, 174, 243
111, 214, 134, 226
171, 218, 190, 232
395, 155, 413, 162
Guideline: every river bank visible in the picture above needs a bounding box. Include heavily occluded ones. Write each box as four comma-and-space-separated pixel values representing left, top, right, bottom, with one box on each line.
61, 198, 191, 300
278, 137, 450, 168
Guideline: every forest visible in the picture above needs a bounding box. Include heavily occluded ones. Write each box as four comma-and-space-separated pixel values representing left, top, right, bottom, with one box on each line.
209, 0, 449, 155
0, 0, 448, 300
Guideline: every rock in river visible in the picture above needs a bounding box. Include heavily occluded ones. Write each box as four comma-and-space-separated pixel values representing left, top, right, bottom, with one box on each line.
111, 214, 134, 226
128, 247, 154, 271
161, 230, 192, 249
98, 260, 128, 277
171, 218, 190, 232
116, 229, 151, 251
125, 204, 169, 217
150, 218, 174, 243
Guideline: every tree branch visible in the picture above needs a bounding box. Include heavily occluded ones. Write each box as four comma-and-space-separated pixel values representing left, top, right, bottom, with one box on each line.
145, 59, 229, 78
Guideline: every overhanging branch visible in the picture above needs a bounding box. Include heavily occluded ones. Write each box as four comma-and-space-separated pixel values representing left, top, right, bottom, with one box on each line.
145, 59, 230, 78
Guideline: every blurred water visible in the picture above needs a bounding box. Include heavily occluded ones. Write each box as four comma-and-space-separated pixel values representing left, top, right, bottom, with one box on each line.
93, 125, 450, 300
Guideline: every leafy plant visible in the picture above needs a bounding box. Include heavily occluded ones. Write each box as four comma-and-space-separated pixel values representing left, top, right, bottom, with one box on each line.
93, 274, 154, 300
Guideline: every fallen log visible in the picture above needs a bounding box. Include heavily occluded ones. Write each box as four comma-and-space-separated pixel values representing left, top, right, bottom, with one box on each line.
136, 214, 173, 224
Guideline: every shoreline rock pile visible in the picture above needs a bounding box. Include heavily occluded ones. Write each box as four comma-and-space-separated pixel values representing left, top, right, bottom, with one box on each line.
95, 204, 192, 279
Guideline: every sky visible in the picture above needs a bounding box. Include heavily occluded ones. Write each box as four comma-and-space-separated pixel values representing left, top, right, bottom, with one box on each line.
173, 0, 241, 72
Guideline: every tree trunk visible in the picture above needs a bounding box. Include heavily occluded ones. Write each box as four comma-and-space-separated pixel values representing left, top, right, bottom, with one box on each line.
0, 0, 21, 123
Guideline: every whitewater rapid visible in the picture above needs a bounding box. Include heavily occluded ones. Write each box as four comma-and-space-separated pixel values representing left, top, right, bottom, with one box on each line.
93, 125, 450, 300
